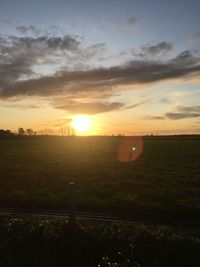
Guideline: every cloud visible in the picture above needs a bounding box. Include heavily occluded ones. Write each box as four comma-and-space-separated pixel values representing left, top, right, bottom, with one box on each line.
170, 50, 199, 66
147, 106, 200, 120
165, 106, 200, 120
0, 34, 106, 90
118, 17, 140, 30
127, 99, 150, 109
80, 43, 106, 59
1, 50, 200, 98
53, 101, 123, 114
124, 17, 140, 29
0, 54, 35, 88
1, 29, 200, 116
9, 35, 81, 51
141, 42, 174, 58
0, 34, 81, 87
177, 105, 200, 113
165, 112, 200, 120
51, 97, 149, 114
16, 25, 41, 36
144, 115, 165, 120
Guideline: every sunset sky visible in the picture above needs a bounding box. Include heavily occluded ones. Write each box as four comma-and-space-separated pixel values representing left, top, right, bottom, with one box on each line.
0, 0, 200, 135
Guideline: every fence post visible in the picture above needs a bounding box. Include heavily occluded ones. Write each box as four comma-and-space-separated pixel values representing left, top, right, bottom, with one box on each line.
68, 182, 76, 224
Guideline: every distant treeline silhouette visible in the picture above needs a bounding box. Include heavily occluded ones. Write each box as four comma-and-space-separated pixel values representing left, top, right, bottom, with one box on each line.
0, 127, 76, 137
0, 129, 14, 137
0, 128, 200, 138
0, 126, 77, 137
0, 128, 36, 137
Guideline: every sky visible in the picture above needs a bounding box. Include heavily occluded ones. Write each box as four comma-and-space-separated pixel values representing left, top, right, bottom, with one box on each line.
0, 0, 200, 135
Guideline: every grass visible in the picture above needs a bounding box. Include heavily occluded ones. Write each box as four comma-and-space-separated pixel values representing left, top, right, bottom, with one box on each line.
0, 136, 200, 221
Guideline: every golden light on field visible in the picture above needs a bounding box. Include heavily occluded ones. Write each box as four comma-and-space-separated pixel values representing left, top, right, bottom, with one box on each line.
72, 115, 91, 134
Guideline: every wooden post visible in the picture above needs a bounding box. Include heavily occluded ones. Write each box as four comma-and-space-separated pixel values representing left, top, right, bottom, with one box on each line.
68, 182, 76, 224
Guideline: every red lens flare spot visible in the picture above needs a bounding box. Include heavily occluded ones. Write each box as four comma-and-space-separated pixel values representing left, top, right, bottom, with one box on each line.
118, 136, 143, 162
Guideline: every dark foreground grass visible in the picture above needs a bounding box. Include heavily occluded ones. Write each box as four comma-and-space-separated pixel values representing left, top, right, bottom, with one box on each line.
0, 215, 199, 267
0, 136, 200, 222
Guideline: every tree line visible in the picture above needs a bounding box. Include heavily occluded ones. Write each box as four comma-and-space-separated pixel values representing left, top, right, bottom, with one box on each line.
0, 126, 76, 137
0, 128, 36, 137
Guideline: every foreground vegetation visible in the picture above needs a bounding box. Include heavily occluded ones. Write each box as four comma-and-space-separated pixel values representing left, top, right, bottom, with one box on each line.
0, 215, 199, 267
0, 136, 200, 223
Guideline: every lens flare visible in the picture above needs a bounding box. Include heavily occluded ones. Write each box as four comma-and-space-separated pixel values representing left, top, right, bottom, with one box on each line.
118, 136, 143, 162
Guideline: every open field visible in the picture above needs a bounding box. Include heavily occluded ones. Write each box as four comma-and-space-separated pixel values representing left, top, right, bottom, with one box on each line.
0, 136, 200, 222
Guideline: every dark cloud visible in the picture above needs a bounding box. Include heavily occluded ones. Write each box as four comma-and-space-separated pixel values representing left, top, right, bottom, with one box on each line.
1, 31, 200, 116
147, 106, 200, 120
54, 101, 123, 114
177, 105, 200, 113
165, 105, 200, 120
127, 99, 150, 109
16, 25, 41, 35
165, 112, 200, 120
142, 42, 174, 58
80, 43, 106, 59
0, 34, 105, 90
117, 17, 140, 30
9, 35, 81, 51
52, 97, 149, 114
170, 50, 199, 66
1, 50, 200, 98
0, 34, 81, 87
123, 17, 140, 29
0, 54, 35, 88
145, 116, 165, 120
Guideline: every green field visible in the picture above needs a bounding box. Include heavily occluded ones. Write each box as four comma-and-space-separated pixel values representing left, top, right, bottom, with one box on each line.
0, 136, 200, 221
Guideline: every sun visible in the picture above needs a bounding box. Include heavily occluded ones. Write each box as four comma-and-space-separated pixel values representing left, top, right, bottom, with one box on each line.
71, 115, 91, 134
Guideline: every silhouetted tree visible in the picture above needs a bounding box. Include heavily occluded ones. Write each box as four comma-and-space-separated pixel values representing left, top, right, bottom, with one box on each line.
26, 128, 34, 135
18, 127, 25, 136
0, 129, 14, 137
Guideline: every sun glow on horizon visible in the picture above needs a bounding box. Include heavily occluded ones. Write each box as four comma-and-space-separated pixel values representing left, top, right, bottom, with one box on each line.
71, 115, 91, 134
